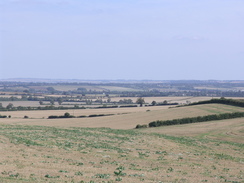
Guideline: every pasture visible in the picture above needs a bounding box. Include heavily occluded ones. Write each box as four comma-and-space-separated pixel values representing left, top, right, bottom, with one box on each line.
0, 103, 243, 182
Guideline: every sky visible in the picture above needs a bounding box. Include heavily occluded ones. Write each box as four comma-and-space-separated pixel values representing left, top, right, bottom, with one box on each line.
0, 0, 244, 80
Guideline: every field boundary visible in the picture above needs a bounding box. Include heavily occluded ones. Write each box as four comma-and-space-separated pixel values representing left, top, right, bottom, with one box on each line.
136, 112, 244, 128
181, 98, 244, 108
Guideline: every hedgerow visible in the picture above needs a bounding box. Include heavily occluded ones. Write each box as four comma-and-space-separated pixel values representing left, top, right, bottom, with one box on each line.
147, 112, 244, 128
185, 98, 244, 108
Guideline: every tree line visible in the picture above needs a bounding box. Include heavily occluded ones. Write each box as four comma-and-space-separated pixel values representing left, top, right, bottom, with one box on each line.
185, 98, 244, 108
48, 112, 114, 119
0, 104, 85, 111
1, 80, 244, 97
143, 112, 244, 128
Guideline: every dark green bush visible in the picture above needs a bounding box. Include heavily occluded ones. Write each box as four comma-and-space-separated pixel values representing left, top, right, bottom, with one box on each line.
48, 112, 75, 119
78, 115, 87, 118
48, 115, 59, 119
0, 115, 7, 118
120, 105, 138, 108
135, 124, 148, 129
88, 114, 105, 117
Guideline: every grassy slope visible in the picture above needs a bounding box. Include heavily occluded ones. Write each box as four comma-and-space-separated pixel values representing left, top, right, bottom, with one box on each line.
0, 125, 244, 182
0, 104, 243, 182
0, 123, 243, 183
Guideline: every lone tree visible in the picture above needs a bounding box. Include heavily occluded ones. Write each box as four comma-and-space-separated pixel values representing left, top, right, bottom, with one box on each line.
151, 101, 157, 106
57, 98, 63, 105
64, 112, 71, 118
47, 87, 56, 94
136, 97, 145, 107
6, 103, 14, 110
50, 100, 55, 105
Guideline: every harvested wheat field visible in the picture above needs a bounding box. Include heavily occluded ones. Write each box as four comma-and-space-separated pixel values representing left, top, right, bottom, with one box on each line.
0, 103, 243, 182
0, 121, 243, 182
0, 104, 243, 129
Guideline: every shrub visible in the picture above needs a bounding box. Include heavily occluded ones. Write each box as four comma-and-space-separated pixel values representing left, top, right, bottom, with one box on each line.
135, 124, 148, 129
48, 112, 75, 119
48, 115, 59, 119
89, 114, 105, 117
97, 105, 118, 108
0, 115, 7, 118
120, 105, 138, 108
78, 115, 87, 118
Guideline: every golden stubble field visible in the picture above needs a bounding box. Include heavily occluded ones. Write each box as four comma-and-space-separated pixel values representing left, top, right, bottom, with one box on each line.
0, 104, 243, 129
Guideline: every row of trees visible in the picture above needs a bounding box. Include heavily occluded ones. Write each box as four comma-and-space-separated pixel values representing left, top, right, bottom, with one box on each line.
48, 112, 114, 119
0, 104, 86, 111
0, 103, 14, 110
0, 98, 147, 111
48, 112, 75, 119
0, 114, 8, 118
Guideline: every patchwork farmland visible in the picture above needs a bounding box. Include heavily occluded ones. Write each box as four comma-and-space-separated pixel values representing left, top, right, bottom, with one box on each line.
0, 81, 243, 182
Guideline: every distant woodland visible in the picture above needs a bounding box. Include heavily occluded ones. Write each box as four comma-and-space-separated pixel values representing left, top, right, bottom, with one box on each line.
0, 80, 244, 98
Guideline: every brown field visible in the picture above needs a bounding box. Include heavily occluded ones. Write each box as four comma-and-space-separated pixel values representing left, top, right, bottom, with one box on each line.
0, 104, 243, 129
0, 103, 243, 182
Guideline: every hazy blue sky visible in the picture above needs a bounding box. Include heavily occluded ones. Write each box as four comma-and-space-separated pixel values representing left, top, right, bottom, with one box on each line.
0, 0, 243, 80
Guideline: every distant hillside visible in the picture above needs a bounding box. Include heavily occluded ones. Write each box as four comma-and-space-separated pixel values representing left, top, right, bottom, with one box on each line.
1, 78, 244, 84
